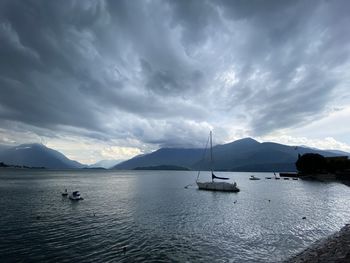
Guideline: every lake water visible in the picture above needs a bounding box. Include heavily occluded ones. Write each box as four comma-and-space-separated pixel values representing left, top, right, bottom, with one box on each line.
1, 169, 350, 262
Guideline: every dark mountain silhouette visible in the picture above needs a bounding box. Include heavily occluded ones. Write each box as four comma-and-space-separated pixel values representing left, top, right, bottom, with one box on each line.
0, 143, 85, 169
326, 150, 350, 157
114, 148, 203, 170
193, 138, 262, 170
113, 138, 345, 172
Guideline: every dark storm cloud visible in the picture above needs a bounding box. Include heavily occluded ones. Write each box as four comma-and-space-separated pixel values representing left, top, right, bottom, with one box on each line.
212, 0, 350, 135
0, 0, 349, 147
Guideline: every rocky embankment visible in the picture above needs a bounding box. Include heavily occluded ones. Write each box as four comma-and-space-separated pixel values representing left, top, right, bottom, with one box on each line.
285, 224, 350, 263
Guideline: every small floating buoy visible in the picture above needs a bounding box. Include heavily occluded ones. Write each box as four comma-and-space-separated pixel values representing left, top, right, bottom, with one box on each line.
268, 199, 271, 202
233, 200, 237, 204
302, 216, 306, 220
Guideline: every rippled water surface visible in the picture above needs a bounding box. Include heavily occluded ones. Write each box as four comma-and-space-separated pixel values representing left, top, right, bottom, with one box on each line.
1, 169, 350, 262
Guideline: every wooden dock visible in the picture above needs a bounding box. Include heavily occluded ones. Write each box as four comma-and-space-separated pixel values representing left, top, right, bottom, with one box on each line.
279, 172, 298, 178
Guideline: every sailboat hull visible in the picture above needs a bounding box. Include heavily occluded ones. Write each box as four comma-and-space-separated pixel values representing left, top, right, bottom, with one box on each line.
197, 182, 240, 192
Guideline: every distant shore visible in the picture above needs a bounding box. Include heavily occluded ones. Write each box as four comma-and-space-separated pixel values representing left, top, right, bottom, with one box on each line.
133, 165, 190, 171
0, 162, 45, 169
284, 224, 350, 263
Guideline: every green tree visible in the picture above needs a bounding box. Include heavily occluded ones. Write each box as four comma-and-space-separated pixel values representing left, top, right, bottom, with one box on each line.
296, 153, 327, 174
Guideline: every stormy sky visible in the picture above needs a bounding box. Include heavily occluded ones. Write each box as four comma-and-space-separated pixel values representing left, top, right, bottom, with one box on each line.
1, 0, 350, 164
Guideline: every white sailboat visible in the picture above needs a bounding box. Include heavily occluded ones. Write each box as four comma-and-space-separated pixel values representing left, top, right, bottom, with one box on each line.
69, 191, 83, 201
249, 175, 261, 180
196, 131, 240, 192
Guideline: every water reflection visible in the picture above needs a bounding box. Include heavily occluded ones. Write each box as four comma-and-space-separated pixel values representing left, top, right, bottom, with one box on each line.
0, 169, 350, 262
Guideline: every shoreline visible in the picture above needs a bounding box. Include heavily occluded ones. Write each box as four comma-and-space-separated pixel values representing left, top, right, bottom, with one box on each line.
284, 224, 350, 263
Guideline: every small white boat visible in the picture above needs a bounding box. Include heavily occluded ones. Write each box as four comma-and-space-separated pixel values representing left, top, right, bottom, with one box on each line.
249, 175, 261, 180
196, 131, 240, 193
69, 191, 83, 201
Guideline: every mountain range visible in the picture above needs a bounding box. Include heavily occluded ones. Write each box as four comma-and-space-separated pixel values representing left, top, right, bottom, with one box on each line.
88, 159, 123, 169
0, 143, 85, 169
113, 138, 348, 172
0, 139, 348, 171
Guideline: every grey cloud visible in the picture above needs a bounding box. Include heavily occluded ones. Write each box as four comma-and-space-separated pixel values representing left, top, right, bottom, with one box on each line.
140, 58, 205, 96
0, 0, 350, 150
247, 67, 337, 134
208, 0, 350, 135
167, 0, 220, 45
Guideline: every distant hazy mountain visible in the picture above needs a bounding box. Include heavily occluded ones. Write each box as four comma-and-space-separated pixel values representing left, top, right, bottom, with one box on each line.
89, 159, 123, 169
113, 138, 343, 172
0, 143, 85, 169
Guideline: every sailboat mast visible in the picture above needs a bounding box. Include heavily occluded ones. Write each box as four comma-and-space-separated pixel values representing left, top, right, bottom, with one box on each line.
210, 131, 213, 173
